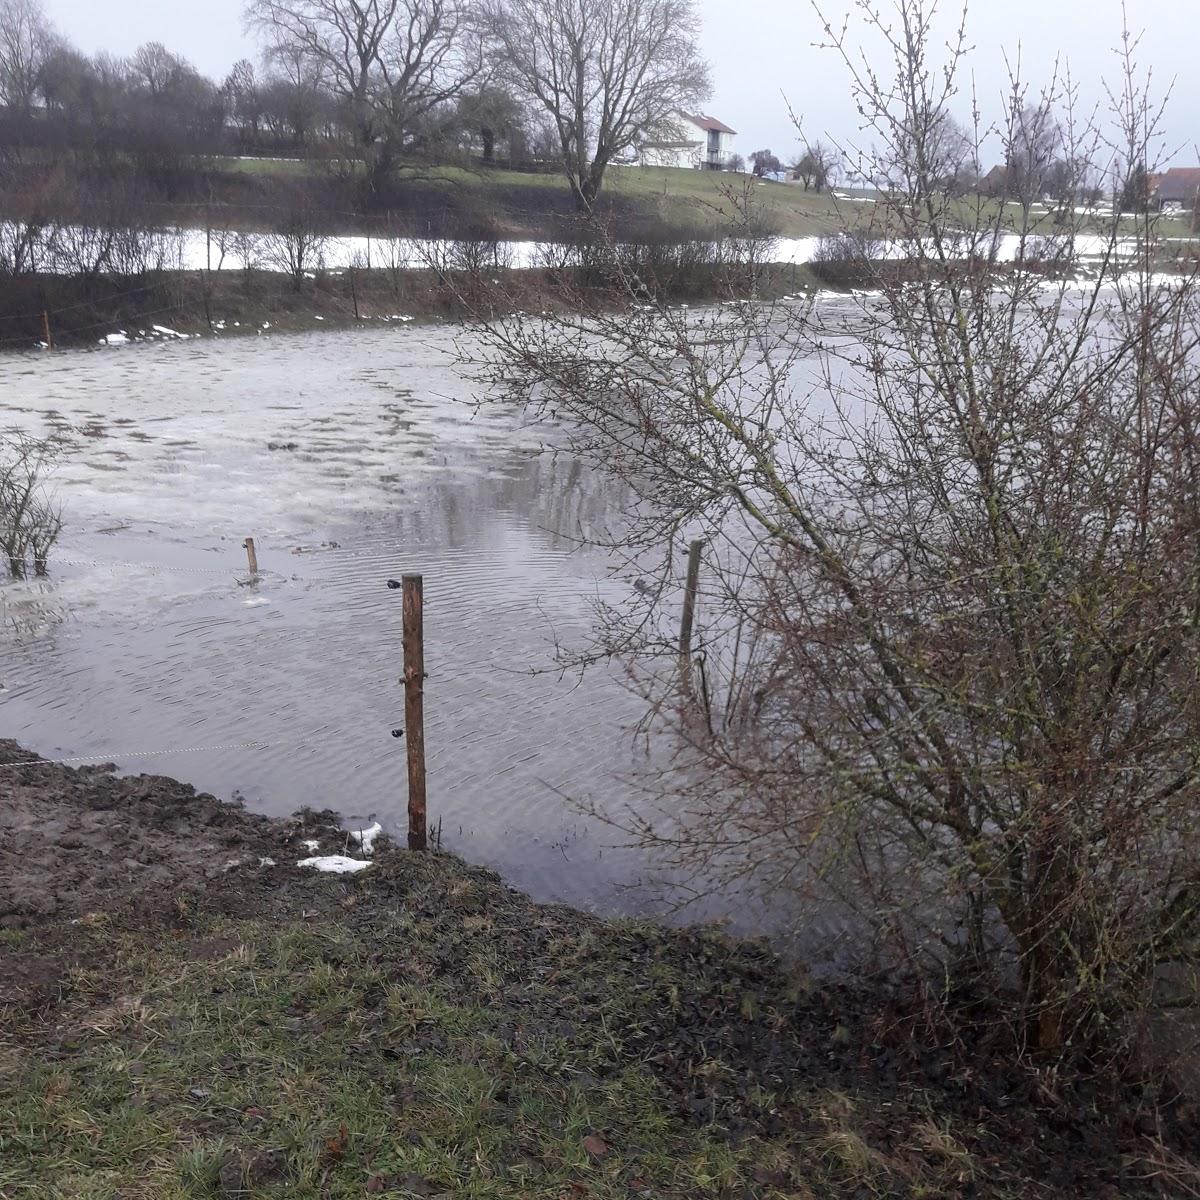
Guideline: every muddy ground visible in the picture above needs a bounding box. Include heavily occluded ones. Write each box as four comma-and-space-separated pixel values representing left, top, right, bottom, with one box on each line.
0, 739, 350, 929
2, 738, 1199, 1198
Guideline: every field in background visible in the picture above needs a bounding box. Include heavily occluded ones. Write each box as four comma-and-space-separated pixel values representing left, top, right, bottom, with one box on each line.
217, 158, 860, 239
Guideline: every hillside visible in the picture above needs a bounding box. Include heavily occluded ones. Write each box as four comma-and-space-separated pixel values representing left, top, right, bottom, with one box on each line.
206, 159, 860, 241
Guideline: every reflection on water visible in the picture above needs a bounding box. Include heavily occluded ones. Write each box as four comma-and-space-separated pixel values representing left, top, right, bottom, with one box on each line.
0, 325, 689, 915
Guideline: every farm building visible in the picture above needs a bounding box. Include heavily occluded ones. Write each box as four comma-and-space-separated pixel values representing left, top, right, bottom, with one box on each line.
639, 113, 738, 171
1152, 167, 1200, 212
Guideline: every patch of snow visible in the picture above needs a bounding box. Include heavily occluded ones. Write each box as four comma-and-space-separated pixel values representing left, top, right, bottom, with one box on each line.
297, 854, 373, 874
99, 331, 129, 346
259, 856, 276, 867
348, 821, 383, 855
301, 838, 319, 852
151, 325, 189, 339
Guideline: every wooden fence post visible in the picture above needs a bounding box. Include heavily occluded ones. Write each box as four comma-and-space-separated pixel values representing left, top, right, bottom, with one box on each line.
243, 537, 258, 577
402, 574, 428, 851
42, 310, 53, 351
679, 539, 703, 693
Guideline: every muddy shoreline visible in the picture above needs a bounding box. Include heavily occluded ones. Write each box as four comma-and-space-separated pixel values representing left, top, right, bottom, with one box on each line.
0, 262, 824, 352
0, 739, 356, 928
3, 738, 1200, 1196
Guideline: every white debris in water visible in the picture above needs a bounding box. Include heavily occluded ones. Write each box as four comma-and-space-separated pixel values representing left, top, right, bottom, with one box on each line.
242, 596, 271, 607
314, 315, 325, 321
348, 822, 383, 855
297, 854, 373, 874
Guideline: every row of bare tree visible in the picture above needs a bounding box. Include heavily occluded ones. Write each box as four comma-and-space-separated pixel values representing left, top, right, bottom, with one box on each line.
0, 0, 712, 210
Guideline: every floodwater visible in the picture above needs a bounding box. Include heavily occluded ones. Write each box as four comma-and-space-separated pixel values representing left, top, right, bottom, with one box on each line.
0, 324, 693, 917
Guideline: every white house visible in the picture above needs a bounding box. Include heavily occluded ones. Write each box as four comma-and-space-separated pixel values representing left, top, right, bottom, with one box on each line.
639, 113, 738, 171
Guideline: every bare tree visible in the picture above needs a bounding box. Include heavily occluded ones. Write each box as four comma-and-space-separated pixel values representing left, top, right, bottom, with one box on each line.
0, 0, 53, 115
223, 57, 262, 140
128, 41, 190, 97
465, 1, 1200, 1058
749, 148, 781, 177
455, 84, 527, 163
479, 0, 709, 209
791, 140, 838, 191
1004, 100, 1062, 203
261, 202, 329, 286
0, 432, 63, 578
246, 0, 483, 194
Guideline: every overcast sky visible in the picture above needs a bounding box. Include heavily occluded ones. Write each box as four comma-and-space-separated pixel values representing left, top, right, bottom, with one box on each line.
41, 0, 1198, 167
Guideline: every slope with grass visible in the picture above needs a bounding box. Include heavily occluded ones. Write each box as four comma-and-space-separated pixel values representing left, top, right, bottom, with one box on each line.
2, 742, 1197, 1198
215, 159, 859, 240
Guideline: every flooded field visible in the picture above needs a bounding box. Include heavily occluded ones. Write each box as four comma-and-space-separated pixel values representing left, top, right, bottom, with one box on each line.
0, 325, 691, 915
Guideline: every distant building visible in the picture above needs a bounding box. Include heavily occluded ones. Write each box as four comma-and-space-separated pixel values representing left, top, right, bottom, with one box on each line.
980, 164, 1008, 196
1152, 167, 1200, 213
639, 112, 737, 171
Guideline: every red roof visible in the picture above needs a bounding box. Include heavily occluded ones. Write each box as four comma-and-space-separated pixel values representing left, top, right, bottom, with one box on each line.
685, 113, 737, 135
1156, 167, 1200, 202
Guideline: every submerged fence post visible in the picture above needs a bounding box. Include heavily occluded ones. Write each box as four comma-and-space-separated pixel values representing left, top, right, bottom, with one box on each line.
42, 310, 53, 351
679, 539, 703, 693
402, 574, 428, 851
243, 536, 258, 577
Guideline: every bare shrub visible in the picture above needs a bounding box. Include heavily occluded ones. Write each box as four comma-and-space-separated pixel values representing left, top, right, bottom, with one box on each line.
467, 0, 1200, 1057
261, 205, 329, 289
810, 231, 886, 288
0, 212, 45, 275
0, 432, 63, 577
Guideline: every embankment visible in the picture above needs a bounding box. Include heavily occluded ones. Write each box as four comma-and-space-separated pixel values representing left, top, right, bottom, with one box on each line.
0, 259, 824, 351
0, 739, 1196, 1197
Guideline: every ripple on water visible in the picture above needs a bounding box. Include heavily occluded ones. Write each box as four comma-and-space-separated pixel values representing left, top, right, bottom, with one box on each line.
0, 327, 697, 923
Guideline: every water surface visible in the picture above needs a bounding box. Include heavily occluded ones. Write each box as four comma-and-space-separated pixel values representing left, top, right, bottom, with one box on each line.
0, 326, 675, 914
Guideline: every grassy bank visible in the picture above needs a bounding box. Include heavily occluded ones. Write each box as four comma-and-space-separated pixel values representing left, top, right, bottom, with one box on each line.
210, 160, 856, 241
2, 743, 1199, 1198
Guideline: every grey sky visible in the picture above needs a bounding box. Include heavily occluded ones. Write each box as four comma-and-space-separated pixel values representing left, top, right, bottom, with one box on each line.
42, 0, 1199, 168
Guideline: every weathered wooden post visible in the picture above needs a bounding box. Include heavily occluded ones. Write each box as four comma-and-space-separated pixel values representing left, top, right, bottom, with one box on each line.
402, 574, 427, 850
243, 537, 259, 577
42, 311, 53, 351
679, 539, 703, 693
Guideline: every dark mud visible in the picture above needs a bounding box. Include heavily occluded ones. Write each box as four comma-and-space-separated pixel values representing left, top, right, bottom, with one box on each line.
0, 739, 348, 927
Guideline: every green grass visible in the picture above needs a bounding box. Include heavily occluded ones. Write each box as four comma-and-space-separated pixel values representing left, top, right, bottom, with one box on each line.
0, 851, 1011, 1200
0, 847, 1185, 1198
0, 914, 809, 1198
217, 155, 1200, 250
217, 157, 854, 238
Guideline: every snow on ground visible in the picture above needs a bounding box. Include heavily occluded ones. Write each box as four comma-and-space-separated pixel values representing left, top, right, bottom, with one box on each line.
348, 822, 384, 855
2, 220, 1182, 284
297, 854, 374, 874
